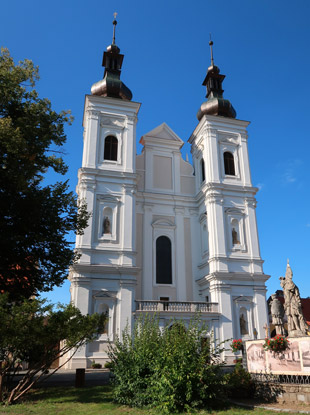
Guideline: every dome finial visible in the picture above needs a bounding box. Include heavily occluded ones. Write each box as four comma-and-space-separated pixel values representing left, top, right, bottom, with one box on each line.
197, 37, 237, 120
112, 12, 118, 45
209, 34, 214, 66
90, 11, 132, 100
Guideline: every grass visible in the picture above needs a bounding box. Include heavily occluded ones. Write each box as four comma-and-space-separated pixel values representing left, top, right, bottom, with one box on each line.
0, 385, 303, 415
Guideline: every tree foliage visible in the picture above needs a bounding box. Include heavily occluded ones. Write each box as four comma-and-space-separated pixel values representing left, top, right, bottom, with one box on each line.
0, 48, 89, 299
0, 294, 106, 404
108, 315, 226, 414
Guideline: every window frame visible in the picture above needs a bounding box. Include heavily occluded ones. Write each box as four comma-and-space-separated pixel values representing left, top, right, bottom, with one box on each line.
98, 126, 123, 167
219, 136, 241, 181
155, 235, 173, 285
223, 151, 235, 176
104, 135, 118, 161
200, 158, 206, 183
152, 220, 176, 288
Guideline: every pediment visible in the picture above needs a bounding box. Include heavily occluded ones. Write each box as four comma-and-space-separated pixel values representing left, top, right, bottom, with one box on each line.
93, 290, 117, 299
234, 296, 252, 303
140, 123, 184, 148
151, 219, 176, 229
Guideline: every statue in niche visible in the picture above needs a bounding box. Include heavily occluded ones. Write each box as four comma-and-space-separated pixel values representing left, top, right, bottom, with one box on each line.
232, 227, 240, 245
240, 313, 248, 335
270, 294, 285, 335
280, 260, 309, 337
103, 216, 111, 234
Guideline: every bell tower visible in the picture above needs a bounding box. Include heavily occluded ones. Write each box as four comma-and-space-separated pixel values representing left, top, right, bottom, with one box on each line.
69, 15, 140, 368
189, 40, 269, 356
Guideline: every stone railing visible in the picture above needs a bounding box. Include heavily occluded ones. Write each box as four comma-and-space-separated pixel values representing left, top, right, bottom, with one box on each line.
135, 300, 218, 313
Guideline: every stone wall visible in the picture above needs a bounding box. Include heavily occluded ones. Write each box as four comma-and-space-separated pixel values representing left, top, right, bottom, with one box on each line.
255, 382, 310, 404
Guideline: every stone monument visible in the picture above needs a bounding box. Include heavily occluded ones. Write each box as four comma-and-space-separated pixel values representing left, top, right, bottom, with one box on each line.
280, 260, 309, 337
270, 294, 285, 335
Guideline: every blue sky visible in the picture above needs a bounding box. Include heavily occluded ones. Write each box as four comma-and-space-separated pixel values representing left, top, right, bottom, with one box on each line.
1, 0, 310, 304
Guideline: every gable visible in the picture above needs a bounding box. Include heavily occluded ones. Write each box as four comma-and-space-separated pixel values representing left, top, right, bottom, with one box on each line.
140, 122, 184, 149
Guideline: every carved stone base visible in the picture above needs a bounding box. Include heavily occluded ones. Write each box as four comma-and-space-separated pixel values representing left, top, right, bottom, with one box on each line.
288, 330, 308, 338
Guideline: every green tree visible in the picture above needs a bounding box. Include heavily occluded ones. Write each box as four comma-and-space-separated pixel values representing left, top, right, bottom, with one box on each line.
0, 294, 106, 404
108, 315, 226, 413
0, 48, 89, 299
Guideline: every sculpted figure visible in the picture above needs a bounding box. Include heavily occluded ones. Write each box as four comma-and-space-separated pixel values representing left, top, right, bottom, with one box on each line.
103, 216, 111, 234
240, 313, 248, 335
232, 227, 240, 245
280, 261, 308, 337
270, 294, 285, 335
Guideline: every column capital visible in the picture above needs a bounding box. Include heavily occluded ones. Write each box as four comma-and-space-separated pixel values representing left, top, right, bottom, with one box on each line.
174, 207, 185, 215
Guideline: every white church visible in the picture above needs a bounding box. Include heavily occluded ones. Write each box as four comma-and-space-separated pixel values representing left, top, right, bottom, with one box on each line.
68, 19, 270, 368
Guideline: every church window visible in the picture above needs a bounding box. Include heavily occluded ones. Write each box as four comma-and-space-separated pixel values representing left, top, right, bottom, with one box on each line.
200, 158, 205, 182
104, 135, 118, 161
156, 236, 172, 284
224, 151, 235, 175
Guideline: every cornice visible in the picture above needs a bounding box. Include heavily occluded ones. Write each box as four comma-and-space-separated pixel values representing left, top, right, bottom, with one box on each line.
71, 264, 140, 275
205, 272, 270, 283
188, 115, 250, 144
78, 167, 138, 181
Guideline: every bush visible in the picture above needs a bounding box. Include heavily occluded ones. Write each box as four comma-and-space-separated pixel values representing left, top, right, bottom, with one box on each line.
104, 361, 113, 369
108, 315, 226, 413
224, 362, 255, 398
91, 362, 102, 369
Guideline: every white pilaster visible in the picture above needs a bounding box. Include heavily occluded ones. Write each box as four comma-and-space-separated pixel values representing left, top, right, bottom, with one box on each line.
174, 207, 187, 301
142, 205, 153, 299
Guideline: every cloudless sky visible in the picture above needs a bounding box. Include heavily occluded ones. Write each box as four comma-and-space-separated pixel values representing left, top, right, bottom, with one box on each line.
1, 0, 310, 304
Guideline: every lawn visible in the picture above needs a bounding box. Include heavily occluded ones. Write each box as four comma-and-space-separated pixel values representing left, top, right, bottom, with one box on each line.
0, 386, 303, 415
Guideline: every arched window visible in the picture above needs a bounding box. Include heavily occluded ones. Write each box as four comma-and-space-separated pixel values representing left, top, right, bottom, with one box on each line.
224, 151, 235, 175
200, 158, 205, 183
104, 135, 118, 161
156, 236, 172, 284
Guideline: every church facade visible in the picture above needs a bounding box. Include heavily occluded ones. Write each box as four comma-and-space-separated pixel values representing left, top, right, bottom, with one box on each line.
68, 23, 269, 368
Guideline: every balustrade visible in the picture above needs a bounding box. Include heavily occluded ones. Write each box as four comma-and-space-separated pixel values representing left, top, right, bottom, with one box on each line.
135, 300, 218, 313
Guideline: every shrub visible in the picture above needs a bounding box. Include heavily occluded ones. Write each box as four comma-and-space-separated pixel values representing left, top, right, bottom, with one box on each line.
91, 361, 102, 369
108, 315, 226, 413
104, 361, 113, 369
224, 362, 255, 398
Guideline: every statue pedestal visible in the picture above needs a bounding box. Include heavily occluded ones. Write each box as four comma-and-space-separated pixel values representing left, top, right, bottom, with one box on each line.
246, 336, 310, 375
288, 330, 306, 338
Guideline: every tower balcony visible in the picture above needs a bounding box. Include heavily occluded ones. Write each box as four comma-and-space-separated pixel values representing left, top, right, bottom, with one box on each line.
135, 300, 219, 314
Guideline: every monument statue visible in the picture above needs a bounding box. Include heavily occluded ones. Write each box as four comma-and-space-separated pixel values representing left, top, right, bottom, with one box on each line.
270, 294, 285, 335
103, 216, 111, 234
280, 260, 309, 337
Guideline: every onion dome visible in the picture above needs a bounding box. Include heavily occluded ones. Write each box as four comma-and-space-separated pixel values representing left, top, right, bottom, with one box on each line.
91, 13, 132, 100
197, 40, 236, 121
